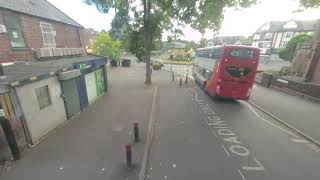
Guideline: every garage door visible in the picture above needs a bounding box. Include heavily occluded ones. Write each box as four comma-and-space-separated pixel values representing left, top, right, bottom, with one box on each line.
60, 78, 81, 119
85, 72, 97, 105
95, 69, 105, 96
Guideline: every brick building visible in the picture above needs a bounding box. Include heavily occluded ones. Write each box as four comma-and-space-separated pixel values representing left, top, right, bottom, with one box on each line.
82, 28, 99, 53
0, 0, 84, 63
0, 0, 109, 161
252, 20, 317, 54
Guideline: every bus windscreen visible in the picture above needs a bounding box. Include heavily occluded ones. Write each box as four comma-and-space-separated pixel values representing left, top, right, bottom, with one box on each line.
229, 48, 256, 60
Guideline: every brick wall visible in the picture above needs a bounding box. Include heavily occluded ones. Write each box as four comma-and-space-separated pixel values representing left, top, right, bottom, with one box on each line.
311, 57, 320, 84
54, 22, 82, 48
0, 9, 83, 63
81, 29, 99, 52
291, 43, 313, 77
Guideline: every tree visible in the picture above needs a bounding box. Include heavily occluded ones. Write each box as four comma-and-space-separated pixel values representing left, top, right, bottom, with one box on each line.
199, 38, 208, 48
185, 41, 198, 52
85, 0, 261, 84
299, 0, 320, 7
85, 0, 320, 84
127, 28, 163, 62
128, 28, 145, 62
92, 32, 123, 61
278, 33, 312, 61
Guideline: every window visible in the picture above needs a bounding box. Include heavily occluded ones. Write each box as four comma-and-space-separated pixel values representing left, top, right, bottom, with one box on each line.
209, 48, 223, 59
35, 86, 52, 110
253, 34, 261, 40
285, 32, 293, 39
3, 15, 26, 48
40, 22, 56, 47
264, 33, 272, 40
229, 48, 256, 59
262, 42, 271, 48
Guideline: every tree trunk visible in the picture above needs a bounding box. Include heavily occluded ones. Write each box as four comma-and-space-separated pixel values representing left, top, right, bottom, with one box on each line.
144, 0, 152, 85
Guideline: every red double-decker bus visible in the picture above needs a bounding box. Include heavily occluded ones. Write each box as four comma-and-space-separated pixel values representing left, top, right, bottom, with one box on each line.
193, 45, 260, 100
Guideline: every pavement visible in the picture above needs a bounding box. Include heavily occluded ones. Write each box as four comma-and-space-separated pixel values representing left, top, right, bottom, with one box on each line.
0, 65, 170, 180
250, 84, 320, 144
1, 63, 320, 180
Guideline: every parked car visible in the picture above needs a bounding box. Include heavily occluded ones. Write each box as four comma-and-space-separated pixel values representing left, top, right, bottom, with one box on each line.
151, 60, 164, 67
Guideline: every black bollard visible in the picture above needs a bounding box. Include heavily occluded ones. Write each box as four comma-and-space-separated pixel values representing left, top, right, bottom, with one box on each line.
186, 73, 189, 84
0, 117, 20, 160
134, 122, 139, 142
126, 144, 132, 168
172, 71, 175, 81
180, 77, 182, 86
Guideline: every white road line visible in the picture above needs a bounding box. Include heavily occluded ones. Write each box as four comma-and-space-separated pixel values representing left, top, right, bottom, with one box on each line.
291, 138, 309, 143
260, 116, 299, 138
195, 92, 205, 102
246, 103, 261, 117
242, 158, 265, 171
307, 144, 320, 153
245, 102, 299, 138
238, 169, 247, 180
221, 145, 230, 157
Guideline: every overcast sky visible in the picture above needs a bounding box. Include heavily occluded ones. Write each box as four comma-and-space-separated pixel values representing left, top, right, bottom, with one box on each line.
48, 0, 320, 42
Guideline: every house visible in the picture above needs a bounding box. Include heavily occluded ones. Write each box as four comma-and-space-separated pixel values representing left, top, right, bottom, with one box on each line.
0, 0, 84, 63
208, 36, 253, 46
82, 28, 99, 53
0, 0, 108, 160
252, 20, 317, 54
163, 41, 187, 59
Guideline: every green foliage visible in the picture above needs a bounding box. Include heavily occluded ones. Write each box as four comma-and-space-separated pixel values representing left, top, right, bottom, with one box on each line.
128, 28, 163, 62
92, 32, 123, 61
128, 29, 145, 62
299, 0, 320, 7
278, 33, 312, 61
85, 0, 258, 44
199, 38, 208, 48
85, 0, 258, 84
185, 41, 198, 52
109, 1, 129, 40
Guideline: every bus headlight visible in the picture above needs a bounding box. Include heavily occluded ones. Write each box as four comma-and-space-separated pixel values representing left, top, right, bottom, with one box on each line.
216, 85, 221, 94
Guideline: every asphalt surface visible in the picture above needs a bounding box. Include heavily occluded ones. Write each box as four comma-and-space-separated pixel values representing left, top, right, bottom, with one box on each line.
2, 65, 320, 180
146, 79, 320, 180
250, 84, 320, 143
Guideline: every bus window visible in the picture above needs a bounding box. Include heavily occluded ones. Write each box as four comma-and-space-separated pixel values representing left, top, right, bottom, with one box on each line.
229, 48, 256, 59
209, 48, 223, 59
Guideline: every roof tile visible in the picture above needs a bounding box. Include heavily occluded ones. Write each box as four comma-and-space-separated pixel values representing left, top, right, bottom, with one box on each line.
0, 0, 83, 27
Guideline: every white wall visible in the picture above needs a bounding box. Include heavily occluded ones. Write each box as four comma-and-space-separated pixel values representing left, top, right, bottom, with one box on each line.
16, 77, 67, 144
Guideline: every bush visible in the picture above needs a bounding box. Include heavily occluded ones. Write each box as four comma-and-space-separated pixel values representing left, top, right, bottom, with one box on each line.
278, 33, 312, 62
92, 32, 123, 61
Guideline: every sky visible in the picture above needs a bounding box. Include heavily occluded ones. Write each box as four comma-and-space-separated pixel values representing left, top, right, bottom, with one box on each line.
48, 0, 320, 42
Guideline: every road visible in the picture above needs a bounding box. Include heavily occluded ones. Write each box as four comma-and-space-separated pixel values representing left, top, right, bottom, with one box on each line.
250, 84, 320, 143
146, 79, 320, 180
1, 66, 320, 180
